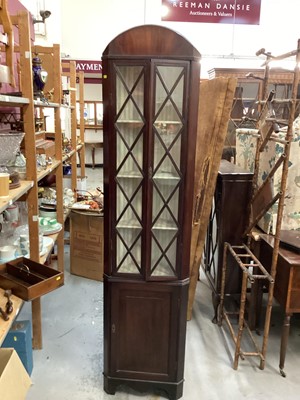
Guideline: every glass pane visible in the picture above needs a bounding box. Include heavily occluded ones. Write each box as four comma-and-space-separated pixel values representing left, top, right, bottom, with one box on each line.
116, 234, 141, 274
151, 230, 176, 277
155, 67, 184, 118
96, 102, 103, 125
116, 66, 144, 120
76, 102, 80, 125
116, 180, 142, 222
116, 132, 143, 175
84, 103, 95, 125
151, 65, 185, 278
152, 179, 179, 222
115, 65, 145, 276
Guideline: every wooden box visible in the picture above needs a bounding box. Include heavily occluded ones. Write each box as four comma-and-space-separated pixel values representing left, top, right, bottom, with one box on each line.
70, 211, 103, 281
35, 138, 55, 157
0, 257, 64, 300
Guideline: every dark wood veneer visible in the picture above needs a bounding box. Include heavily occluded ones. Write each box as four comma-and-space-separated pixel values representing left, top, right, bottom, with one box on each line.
102, 25, 200, 400
202, 160, 253, 322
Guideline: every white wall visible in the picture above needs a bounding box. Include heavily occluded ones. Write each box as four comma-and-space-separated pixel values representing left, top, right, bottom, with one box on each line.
20, 0, 300, 165
20, 0, 62, 45
59, 0, 300, 78
20, 0, 300, 76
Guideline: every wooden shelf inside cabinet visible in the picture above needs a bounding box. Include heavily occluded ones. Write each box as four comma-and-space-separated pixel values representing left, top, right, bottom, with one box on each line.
0, 181, 34, 213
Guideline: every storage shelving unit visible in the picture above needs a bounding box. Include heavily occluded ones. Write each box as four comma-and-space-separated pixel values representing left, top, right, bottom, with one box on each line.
0, 7, 85, 349
76, 70, 86, 177
32, 44, 64, 276
61, 62, 85, 195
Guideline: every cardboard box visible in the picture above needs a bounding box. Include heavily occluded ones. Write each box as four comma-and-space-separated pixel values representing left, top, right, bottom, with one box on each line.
0, 348, 32, 400
70, 210, 103, 281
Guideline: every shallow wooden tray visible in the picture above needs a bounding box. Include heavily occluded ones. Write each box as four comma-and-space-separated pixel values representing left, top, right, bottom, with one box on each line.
0, 257, 64, 301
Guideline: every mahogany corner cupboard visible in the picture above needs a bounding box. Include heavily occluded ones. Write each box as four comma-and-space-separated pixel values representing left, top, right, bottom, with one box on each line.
102, 25, 201, 400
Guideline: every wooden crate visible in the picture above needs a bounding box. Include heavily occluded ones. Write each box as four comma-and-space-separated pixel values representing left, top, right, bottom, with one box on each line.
0, 257, 64, 300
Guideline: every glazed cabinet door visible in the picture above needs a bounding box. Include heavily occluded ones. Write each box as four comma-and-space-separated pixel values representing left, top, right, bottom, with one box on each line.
150, 62, 187, 279
113, 63, 146, 276
107, 60, 190, 281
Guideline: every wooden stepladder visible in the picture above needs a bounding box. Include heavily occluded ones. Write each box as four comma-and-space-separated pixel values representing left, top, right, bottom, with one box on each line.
219, 39, 300, 372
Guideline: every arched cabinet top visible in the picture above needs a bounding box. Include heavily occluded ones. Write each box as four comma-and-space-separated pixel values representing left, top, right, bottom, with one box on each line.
102, 24, 201, 61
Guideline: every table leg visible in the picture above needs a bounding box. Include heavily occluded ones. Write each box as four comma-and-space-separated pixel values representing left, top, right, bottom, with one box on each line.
92, 146, 95, 169
279, 313, 292, 377
31, 298, 42, 349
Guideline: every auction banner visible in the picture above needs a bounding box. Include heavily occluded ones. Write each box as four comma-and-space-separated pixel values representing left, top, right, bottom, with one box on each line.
161, 0, 261, 25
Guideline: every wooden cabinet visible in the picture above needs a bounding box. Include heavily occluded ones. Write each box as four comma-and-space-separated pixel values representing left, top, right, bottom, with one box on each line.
102, 25, 200, 399
202, 160, 253, 322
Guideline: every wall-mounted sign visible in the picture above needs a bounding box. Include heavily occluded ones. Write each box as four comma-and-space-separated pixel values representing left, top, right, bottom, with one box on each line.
161, 0, 261, 25
62, 60, 102, 84
75, 60, 102, 74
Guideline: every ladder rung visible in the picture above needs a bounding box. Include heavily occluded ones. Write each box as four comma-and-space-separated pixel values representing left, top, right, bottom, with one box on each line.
256, 98, 292, 105
243, 263, 260, 267
269, 135, 288, 144
252, 274, 274, 280
272, 99, 292, 104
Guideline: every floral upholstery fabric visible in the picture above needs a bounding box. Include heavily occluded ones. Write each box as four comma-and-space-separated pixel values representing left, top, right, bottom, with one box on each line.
236, 116, 300, 233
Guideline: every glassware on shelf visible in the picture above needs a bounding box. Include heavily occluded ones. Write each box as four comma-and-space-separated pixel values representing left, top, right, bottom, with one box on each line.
0, 131, 25, 188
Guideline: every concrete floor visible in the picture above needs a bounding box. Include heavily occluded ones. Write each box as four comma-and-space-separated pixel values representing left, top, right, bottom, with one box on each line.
18, 167, 300, 400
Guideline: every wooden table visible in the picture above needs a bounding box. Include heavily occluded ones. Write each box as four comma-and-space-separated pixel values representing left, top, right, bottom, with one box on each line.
0, 288, 23, 345
85, 141, 103, 169
258, 234, 300, 377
